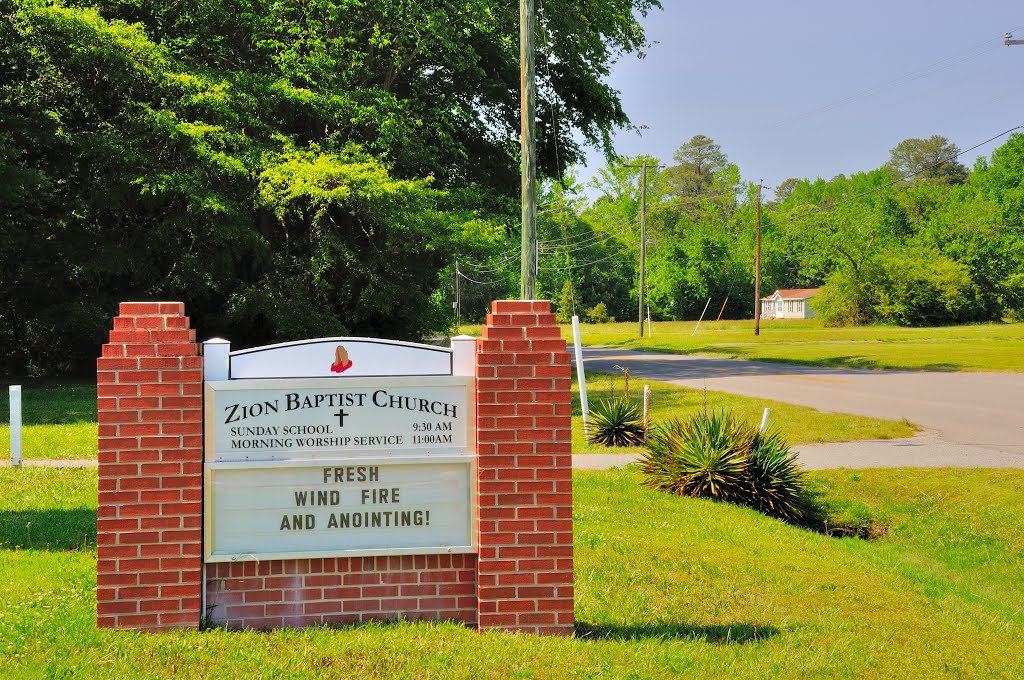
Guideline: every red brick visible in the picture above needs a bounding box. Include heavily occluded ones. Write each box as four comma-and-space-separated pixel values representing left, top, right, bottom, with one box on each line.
119, 371, 160, 383
125, 344, 158, 357
102, 344, 125, 357
159, 612, 200, 627
97, 358, 140, 371
109, 330, 154, 343
491, 300, 540, 313
476, 352, 515, 366
120, 302, 164, 315
160, 372, 203, 386
485, 326, 526, 340
158, 302, 185, 315
156, 343, 198, 357
138, 357, 184, 369
495, 365, 534, 378
165, 316, 189, 329
498, 340, 533, 352
525, 325, 563, 339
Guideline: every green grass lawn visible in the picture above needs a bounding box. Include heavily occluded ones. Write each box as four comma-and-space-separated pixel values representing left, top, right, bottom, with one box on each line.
0, 379, 97, 460
2, 466, 1022, 678
460, 319, 1024, 372
571, 373, 915, 454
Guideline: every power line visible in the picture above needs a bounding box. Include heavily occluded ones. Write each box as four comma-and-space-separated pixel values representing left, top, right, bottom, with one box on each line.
766, 29, 1020, 130
539, 251, 623, 272
458, 269, 514, 286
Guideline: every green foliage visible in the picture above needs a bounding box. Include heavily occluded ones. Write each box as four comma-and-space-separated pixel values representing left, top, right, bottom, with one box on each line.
640, 411, 749, 503
745, 428, 811, 524
555, 279, 576, 324
1002, 273, 1024, 322
586, 302, 612, 324
585, 398, 645, 447
885, 135, 968, 186
0, 0, 659, 373
640, 410, 814, 525
818, 247, 977, 327
569, 131, 1024, 328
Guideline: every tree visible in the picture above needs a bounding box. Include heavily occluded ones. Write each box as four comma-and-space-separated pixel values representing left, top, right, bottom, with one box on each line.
0, 0, 662, 374
885, 135, 968, 186
666, 134, 729, 196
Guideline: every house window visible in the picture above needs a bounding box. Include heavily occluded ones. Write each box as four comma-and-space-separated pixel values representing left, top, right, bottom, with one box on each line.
777, 301, 783, 313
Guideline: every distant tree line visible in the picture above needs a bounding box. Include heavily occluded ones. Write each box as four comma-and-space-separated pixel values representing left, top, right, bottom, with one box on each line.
499, 133, 1024, 328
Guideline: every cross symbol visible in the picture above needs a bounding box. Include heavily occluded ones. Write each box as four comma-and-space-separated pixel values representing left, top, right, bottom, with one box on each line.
334, 409, 349, 427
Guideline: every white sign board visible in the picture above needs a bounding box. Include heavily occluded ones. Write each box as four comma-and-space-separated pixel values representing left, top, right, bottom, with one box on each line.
205, 377, 473, 462
204, 458, 473, 562
203, 373, 476, 562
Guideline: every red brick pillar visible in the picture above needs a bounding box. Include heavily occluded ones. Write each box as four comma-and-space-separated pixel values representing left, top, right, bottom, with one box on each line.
96, 302, 203, 630
475, 300, 574, 635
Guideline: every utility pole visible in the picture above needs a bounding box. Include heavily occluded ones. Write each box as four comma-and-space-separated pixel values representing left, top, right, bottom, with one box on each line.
1004, 32, 1024, 45
454, 260, 461, 328
638, 163, 647, 338
520, 0, 537, 299
753, 181, 762, 336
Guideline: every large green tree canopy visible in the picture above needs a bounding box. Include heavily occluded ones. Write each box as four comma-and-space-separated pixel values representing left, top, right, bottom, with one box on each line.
0, 0, 660, 374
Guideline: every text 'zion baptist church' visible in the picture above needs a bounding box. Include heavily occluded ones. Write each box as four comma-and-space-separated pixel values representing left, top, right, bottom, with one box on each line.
223, 389, 459, 424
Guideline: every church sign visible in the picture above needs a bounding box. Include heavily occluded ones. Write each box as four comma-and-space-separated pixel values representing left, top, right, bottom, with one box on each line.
202, 340, 476, 562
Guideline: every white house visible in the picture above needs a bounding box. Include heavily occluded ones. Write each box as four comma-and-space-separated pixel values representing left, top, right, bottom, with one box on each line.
760, 288, 821, 320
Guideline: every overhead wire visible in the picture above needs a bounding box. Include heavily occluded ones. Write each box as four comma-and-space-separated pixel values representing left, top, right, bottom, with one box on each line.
765, 28, 1022, 130
457, 269, 514, 286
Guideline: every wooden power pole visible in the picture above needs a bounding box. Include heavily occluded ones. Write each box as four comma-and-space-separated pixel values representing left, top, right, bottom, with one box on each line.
520, 0, 537, 299
638, 163, 648, 338
753, 181, 762, 336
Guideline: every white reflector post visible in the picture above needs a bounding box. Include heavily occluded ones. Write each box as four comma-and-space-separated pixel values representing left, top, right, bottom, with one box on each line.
760, 408, 770, 433
203, 338, 231, 382
10, 385, 22, 468
571, 316, 588, 430
450, 335, 477, 377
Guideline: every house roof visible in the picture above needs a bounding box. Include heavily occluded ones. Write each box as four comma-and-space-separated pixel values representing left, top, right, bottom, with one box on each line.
761, 288, 821, 301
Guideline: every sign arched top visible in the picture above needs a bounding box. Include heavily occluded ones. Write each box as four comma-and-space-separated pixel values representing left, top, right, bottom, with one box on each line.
227, 337, 453, 379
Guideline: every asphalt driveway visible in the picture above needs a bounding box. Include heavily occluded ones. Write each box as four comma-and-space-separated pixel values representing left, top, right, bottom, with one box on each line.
579, 346, 1024, 469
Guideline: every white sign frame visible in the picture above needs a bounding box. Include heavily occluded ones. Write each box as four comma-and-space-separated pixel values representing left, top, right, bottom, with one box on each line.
201, 336, 479, 563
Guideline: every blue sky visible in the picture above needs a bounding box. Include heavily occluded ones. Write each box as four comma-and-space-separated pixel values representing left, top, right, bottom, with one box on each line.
576, 1, 1024, 197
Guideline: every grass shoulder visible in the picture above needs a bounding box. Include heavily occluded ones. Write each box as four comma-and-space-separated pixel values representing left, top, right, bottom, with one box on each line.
462, 319, 1024, 372
3, 466, 1023, 677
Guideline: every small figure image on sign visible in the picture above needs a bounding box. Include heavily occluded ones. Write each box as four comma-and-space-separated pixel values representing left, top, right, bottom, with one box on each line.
331, 345, 353, 374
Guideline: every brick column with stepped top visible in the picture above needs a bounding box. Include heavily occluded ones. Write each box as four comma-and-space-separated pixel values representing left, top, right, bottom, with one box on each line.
95, 302, 203, 630
474, 300, 574, 635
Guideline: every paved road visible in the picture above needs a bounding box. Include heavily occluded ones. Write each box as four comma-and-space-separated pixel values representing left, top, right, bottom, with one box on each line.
579, 346, 1024, 469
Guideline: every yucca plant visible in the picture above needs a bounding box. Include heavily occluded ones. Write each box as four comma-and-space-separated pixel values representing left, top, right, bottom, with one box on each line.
639, 409, 817, 526
585, 397, 646, 447
746, 427, 813, 524
639, 410, 749, 503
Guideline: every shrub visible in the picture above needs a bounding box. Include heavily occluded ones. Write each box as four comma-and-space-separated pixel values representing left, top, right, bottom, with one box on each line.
586, 302, 613, 324
586, 398, 645, 447
640, 409, 815, 525
746, 428, 811, 524
640, 410, 748, 503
